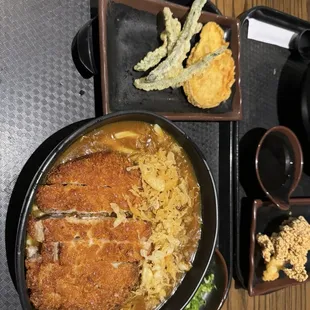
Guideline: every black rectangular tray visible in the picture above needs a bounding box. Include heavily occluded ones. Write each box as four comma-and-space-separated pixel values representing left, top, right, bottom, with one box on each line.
234, 6, 310, 289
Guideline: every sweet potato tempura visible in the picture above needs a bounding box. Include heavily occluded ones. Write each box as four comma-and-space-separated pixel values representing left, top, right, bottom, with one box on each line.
183, 22, 235, 109
256, 216, 310, 282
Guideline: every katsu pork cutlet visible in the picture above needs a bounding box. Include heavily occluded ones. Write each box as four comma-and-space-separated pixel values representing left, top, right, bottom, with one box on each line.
26, 259, 139, 310
27, 216, 152, 243
46, 151, 140, 189
40, 240, 144, 265
36, 184, 140, 214
26, 217, 152, 310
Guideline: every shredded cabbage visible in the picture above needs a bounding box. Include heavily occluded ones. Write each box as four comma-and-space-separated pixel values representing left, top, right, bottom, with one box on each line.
110, 203, 128, 227
128, 148, 199, 308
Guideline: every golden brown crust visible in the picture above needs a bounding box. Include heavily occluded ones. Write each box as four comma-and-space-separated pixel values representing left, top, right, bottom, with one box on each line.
26, 260, 139, 310
183, 22, 235, 109
29, 217, 151, 243
40, 240, 143, 264
187, 22, 227, 61
27, 216, 150, 309
46, 152, 141, 189
36, 184, 140, 213
27, 216, 36, 239
27, 151, 152, 309
256, 233, 274, 263
27, 216, 44, 242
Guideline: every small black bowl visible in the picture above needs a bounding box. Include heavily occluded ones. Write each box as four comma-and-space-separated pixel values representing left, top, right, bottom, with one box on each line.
14, 111, 218, 310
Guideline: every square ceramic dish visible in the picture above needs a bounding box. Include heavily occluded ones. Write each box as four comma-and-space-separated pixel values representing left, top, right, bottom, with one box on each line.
248, 199, 310, 296
98, 0, 242, 121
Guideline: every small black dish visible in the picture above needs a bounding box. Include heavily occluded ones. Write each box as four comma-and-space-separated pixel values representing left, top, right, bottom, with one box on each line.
248, 198, 310, 296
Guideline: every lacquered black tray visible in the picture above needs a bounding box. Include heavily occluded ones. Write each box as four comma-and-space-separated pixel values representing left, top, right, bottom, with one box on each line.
234, 6, 310, 289
98, 0, 241, 121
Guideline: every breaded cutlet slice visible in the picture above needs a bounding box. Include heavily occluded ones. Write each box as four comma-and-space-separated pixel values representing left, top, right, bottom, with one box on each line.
26, 259, 139, 310
27, 217, 152, 243
36, 184, 140, 214
46, 152, 140, 189
40, 240, 143, 264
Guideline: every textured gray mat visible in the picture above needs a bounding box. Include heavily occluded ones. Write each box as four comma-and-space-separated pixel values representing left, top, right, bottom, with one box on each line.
0, 0, 223, 308
0, 0, 94, 308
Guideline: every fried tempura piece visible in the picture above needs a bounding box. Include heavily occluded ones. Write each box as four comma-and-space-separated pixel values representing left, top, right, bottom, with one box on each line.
134, 7, 181, 72
36, 184, 140, 214
183, 50, 235, 108
256, 233, 274, 262
143, 0, 208, 82
256, 216, 310, 282
183, 22, 235, 109
261, 257, 286, 282
134, 46, 227, 91
188, 22, 228, 57
134, 31, 168, 72
165, 7, 182, 53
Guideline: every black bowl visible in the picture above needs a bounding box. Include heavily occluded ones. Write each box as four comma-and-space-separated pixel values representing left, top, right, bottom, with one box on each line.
301, 66, 310, 141
14, 111, 218, 310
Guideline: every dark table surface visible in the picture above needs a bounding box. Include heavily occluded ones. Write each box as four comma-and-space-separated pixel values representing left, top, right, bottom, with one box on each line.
0, 0, 94, 308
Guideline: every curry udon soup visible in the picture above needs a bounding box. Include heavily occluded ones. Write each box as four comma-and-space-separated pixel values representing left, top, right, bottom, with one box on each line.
26, 121, 201, 310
